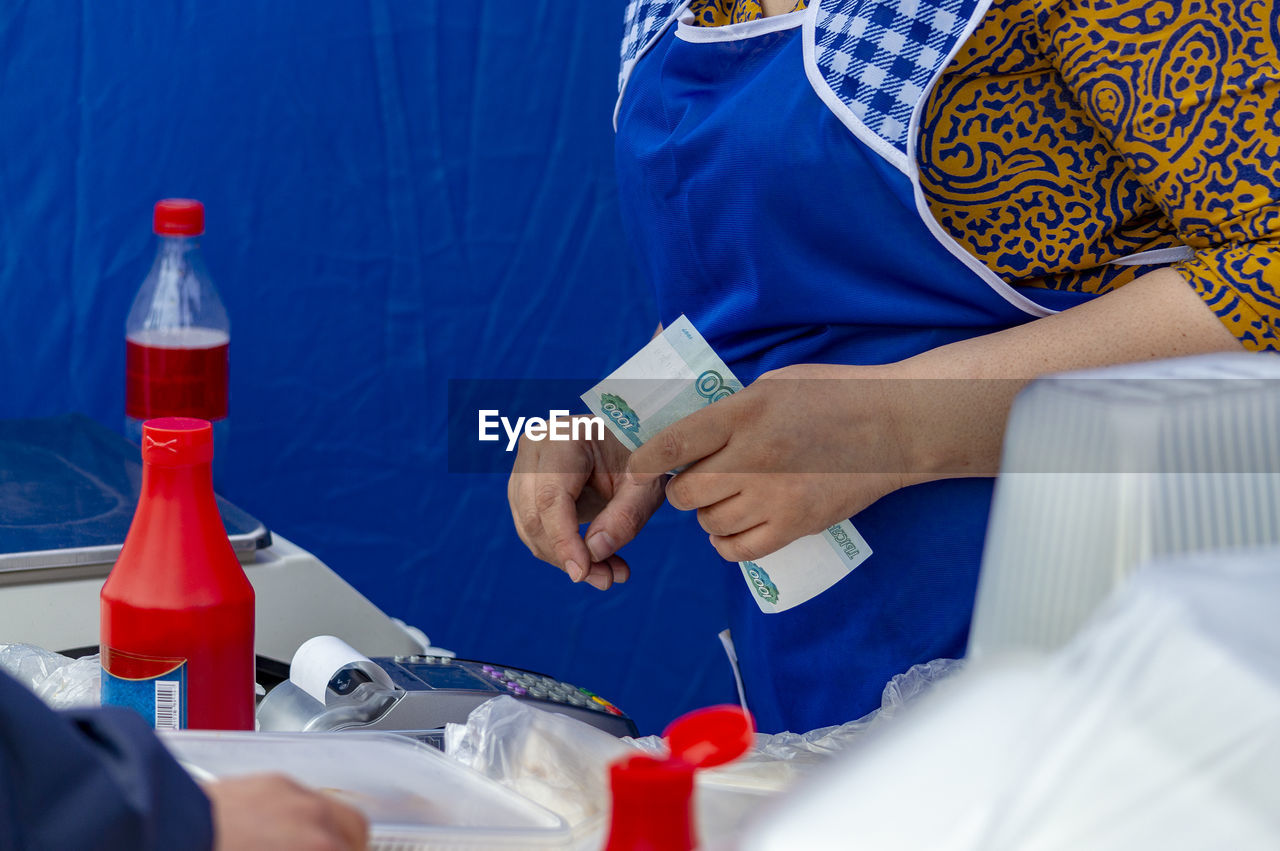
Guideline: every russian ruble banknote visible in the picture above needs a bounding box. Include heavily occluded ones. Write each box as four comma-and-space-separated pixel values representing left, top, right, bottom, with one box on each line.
582, 315, 871, 613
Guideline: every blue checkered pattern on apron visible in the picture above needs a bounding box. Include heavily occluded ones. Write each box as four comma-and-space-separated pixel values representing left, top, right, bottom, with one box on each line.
618, 0, 688, 90
811, 0, 981, 160
618, 0, 985, 170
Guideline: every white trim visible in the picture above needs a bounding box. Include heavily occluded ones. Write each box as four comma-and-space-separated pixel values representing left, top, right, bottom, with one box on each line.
1110, 245, 1195, 266
903, 0, 1054, 318
614, 1, 693, 132
802, 3, 910, 175
675, 6, 806, 42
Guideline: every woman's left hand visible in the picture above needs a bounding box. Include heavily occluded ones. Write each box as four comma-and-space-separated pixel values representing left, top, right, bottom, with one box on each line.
626, 363, 924, 562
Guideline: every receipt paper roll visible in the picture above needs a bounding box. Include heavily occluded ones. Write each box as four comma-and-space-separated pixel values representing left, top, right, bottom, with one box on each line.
290, 635, 375, 704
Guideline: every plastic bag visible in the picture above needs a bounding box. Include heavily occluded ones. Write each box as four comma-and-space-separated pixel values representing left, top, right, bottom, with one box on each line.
444, 657, 962, 845
445, 695, 631, 828
625, 657, 963, 792
0, 643, 101, 708
745, 547, 1280, 850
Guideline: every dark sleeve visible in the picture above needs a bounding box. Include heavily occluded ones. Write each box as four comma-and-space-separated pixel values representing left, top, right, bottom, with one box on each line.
0, 670, 214, 851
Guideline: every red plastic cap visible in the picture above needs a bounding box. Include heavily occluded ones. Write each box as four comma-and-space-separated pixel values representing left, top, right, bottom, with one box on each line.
142, 417, 214, 466
664, 705, 754, 768
153, 199, 205, 236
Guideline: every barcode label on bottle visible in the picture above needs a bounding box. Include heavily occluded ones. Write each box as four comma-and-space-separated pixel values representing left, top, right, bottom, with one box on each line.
154, 680, 181, 730
101, 647, 188, 730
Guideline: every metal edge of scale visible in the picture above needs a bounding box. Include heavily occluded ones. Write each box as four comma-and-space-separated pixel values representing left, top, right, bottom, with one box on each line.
0, 413, 271, 579
0, 523, 272, 577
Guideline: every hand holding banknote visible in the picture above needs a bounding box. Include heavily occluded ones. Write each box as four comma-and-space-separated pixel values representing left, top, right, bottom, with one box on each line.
581, 317, 875, 613
626, 363, 911, 564
508, 419, 665, 590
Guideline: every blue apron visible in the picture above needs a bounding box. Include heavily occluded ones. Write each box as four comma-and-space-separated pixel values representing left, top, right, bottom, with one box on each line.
615, 11, 1096, 733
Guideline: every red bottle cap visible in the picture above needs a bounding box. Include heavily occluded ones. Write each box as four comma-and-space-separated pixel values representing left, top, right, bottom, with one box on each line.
153, 199, 205, 236
142, 417, 214, 466
605, 705, 754, 851
664, 705, 755, 768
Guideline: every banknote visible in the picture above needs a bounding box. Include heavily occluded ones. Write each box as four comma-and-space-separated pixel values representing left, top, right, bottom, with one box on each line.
582, 315, 872, 613
582, 315, 743, 449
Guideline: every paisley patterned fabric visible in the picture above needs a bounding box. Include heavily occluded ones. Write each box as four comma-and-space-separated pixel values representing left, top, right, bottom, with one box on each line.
687, 0, 807, 26
919, 0, 1280, 349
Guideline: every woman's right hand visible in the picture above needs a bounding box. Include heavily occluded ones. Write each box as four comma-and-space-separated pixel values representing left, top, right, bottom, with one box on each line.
508, 421, 665, 589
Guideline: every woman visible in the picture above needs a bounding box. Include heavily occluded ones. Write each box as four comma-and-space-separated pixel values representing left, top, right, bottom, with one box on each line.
509, 0, 1277, 733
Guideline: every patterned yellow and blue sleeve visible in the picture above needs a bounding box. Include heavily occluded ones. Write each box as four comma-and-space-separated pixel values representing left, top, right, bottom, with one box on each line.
687, 0, 808, 26
1046, 0, 1280, 350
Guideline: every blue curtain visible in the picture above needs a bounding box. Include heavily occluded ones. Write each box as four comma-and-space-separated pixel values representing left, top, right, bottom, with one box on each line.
0, 1, 733, 734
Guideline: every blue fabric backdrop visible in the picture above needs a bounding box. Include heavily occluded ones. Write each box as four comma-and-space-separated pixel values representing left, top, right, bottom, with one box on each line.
0, 1, 733, 734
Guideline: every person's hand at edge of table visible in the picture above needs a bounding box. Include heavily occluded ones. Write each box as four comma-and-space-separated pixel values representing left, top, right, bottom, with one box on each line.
206, 774, 370, 851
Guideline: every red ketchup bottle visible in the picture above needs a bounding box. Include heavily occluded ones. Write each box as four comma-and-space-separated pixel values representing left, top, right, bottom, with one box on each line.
125, 199, 230, 483
100, 417, 255, 730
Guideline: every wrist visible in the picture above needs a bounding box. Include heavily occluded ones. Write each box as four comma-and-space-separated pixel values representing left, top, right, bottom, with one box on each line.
879, 358, 991, 484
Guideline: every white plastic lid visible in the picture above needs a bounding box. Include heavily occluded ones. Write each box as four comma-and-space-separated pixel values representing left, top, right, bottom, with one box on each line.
161, 731, 570, 848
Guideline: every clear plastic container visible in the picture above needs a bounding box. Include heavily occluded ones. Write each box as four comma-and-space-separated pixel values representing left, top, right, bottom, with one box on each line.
160, 731, 572, 849
125, 199, 230, 483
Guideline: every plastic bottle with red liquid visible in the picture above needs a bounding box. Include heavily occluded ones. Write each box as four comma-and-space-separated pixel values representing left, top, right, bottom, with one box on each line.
100, 417, 255, 730
125, 199, 230, 483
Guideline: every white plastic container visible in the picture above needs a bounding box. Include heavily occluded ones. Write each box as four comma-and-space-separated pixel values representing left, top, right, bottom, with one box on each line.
970, 352, 1280, 657
161, 731, 572, 849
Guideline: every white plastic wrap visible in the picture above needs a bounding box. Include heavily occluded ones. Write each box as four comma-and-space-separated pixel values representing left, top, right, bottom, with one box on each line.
445, 696, 633, 829
626, 657, 964, 791
0, 643, 101, 708
746, 547, 1280, 850
443, 658, 962, 845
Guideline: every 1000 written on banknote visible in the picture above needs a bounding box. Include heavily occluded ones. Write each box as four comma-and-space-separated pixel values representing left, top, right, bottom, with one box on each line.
582, 316, 871, 614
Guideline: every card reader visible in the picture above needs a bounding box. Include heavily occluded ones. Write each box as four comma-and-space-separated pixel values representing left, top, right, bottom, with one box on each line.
257, 652, 638, 747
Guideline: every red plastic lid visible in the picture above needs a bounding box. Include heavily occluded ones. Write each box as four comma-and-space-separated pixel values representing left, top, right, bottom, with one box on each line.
141, 417, 214, 466
665, 705, 754, 768
153, 199, 205, 236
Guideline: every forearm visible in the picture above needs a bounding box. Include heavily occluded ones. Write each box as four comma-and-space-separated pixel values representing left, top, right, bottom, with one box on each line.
891, 268, 1243, 478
